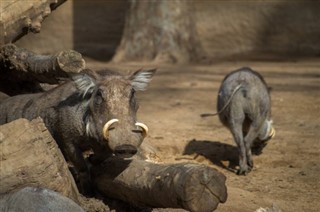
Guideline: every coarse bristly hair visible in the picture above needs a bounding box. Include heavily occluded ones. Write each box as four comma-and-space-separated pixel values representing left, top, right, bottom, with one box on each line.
79, 99, 94, 138
72, 73, 97, 138
130, 69, 156, 91
85, 119, 95, 138
73, 73, 97, 98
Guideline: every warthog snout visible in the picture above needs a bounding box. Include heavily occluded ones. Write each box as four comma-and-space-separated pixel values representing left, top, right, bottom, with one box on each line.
102, 119, 149, 158
114, 144, 138, 157
103, 119, 149, 140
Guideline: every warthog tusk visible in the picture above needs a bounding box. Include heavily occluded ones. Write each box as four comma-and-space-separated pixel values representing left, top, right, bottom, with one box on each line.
103, 119, 119, 139
269, 127, 276, 138
135, 122, 148, 138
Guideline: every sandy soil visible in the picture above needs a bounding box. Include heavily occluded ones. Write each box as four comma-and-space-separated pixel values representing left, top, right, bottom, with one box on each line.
87, 58, 320, 212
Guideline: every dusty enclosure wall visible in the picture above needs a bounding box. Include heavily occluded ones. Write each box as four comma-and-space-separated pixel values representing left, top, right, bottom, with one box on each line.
16, 0, 320, 60
196, 0, 320, 59
16, 0, 127, 61
72, 0, 128, 61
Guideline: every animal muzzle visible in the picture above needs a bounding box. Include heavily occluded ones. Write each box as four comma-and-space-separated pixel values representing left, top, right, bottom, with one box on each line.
114, 144, 138, 158
102, 119, 148, 158
102, 119, 149, 139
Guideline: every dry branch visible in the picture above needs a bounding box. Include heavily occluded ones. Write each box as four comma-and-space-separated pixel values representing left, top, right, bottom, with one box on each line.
0, 44, 85, 83
93, 158, 228, 212
0, 44, 85, 95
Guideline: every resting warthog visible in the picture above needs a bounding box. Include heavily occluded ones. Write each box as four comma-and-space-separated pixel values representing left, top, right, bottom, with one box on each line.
0, 68, 156, 194
202, 67, 275, 175
0, 187, 85, 212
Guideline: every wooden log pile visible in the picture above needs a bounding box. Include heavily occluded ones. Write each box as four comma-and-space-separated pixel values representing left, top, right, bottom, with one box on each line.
93, 158, 227, 212
0, 118, 80, 202
0, 118, 110, 211
0, 117, 228, 211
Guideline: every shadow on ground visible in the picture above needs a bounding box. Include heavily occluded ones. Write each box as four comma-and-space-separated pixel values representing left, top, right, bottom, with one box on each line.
183, 139, 239, 173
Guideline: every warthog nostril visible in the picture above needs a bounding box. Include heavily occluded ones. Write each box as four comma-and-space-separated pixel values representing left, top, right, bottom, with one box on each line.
114, 144, 138, 157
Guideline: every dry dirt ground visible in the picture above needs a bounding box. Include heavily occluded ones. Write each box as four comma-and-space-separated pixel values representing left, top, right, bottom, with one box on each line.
88, 58, 320, 212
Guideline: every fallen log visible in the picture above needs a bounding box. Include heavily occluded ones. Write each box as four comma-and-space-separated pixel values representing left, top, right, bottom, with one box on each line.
0, 43, 85, 83
93, 158, 228, 212
0, 118, 227, 211
0, 0, 66, 44
0, 118, 80, 203
0, 44, 85, 95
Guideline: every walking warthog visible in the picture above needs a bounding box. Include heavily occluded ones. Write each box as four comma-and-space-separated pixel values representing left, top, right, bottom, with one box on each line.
202, 67, 275, 175
0, 68, 156, 194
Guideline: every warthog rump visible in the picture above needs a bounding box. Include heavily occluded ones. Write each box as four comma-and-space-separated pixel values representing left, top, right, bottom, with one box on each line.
203, 67, 275, 175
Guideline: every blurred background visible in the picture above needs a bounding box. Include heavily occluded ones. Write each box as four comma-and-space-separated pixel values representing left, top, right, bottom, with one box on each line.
15, 0, 320, 63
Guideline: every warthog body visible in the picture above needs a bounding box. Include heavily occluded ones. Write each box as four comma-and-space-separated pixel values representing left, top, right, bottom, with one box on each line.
0, 187, 84, 212
0, 68, 155, 194
217, 67, 275, 175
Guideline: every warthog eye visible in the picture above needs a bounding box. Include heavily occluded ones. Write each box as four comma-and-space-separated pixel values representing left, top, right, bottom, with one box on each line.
130, 89, 135, 99
94, 90, 104, 105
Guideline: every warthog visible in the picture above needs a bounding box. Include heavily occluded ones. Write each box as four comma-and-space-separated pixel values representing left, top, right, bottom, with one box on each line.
202, 67, 275, 175
0, 187, 84, 212
0, 68, 156, 194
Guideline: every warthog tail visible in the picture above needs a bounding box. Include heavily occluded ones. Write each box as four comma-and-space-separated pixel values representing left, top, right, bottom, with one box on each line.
200, 84, 243, 117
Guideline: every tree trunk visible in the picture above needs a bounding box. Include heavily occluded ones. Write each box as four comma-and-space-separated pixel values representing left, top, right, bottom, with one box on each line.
0, 44, 85, 95
92, 158, 227, 212
0, 118, 80, 203
0, 0, 66, 45
112, 0, 205, 64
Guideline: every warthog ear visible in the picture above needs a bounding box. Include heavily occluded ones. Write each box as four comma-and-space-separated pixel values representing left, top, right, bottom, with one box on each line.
72, 70, 97, 97
129, 69, 156, 91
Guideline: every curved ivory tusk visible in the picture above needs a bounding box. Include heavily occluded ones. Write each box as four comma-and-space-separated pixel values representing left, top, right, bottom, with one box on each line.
269, 127, 276, 138
103, 119, 119, 139
135, 122, 149, 138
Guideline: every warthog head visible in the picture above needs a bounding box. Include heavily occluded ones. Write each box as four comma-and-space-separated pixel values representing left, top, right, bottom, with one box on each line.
73, 68, 156, 158
251, 119, 276, 155
258, 120, 276, 141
